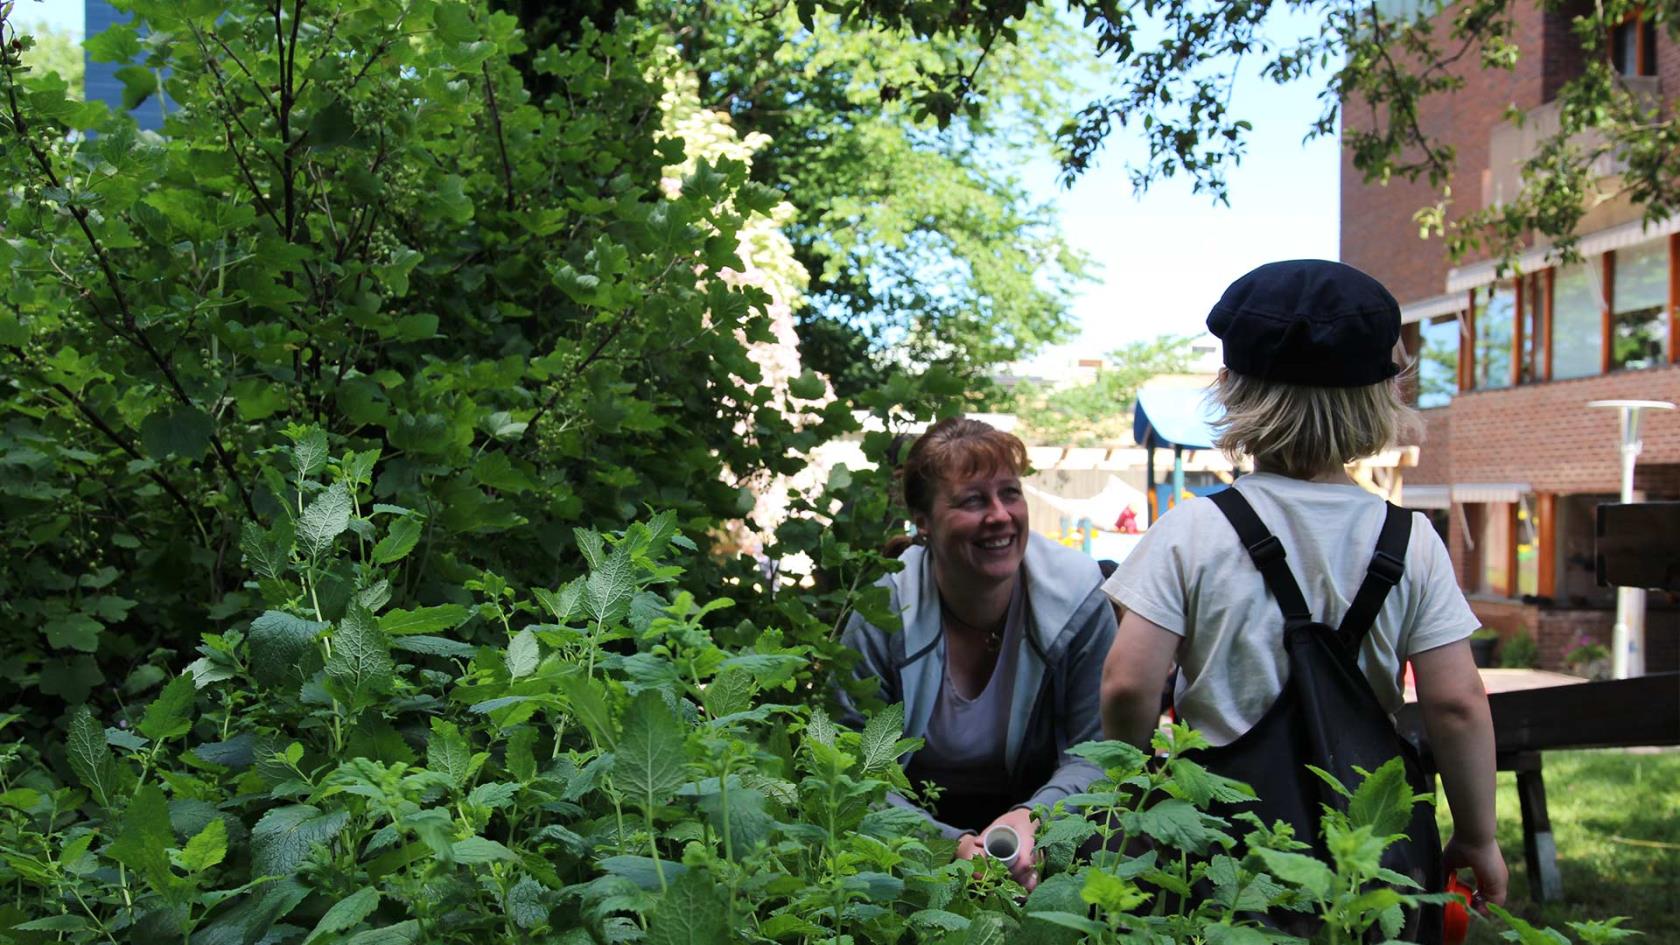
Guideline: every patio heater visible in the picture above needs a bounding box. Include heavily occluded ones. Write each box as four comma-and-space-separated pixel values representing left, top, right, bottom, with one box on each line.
1586, 399, 1676, 678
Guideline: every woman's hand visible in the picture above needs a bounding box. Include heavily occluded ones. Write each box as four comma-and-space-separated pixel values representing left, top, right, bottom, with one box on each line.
982, 807, 1041, 891
954, 832, 984, 861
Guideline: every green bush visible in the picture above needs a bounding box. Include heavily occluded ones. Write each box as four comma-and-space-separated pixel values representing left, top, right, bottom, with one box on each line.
1499, 633, 1540, 669
0, 436, 1635, 944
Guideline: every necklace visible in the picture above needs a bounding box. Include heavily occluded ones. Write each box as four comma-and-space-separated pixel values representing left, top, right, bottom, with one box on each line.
944, 606, 1005, 653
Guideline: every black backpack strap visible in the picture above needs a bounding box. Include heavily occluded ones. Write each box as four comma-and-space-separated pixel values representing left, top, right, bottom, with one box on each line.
1208, 488, 1314, 629
1335, 502, 1412, 644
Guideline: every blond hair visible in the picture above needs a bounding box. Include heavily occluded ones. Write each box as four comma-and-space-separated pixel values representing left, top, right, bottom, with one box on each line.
1211, 368, 1421, 479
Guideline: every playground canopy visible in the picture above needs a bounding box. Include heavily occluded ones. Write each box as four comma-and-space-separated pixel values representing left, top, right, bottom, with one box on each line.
1132, 387, 1220, 451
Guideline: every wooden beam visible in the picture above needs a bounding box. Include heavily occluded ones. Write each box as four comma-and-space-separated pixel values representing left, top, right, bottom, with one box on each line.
1669, 233, 1678, 365
1506, 502, 1520, 597
1536, 492, 1556, 598
1462, 289, 1477, 391
1542, 267, 1555, 381
1602, 251, 1616, 374
1512, 277, 1525, 387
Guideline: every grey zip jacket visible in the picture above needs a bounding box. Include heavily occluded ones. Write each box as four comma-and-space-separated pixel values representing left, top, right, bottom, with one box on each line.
838, 532, 1118, 838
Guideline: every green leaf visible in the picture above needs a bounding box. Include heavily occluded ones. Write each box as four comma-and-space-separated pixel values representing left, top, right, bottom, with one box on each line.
298, 482, 353, 558
427, 718, 475, 789
379, 604, 469, 636
615, 690, 687, 812
107, 784, 175, 896
140, 405, 213, 460
1347, 756, 1414, 838
645, 868, 728, 945
504, 875, 548, 929
66, 707, 123, 808
291, 426, 330, 477
506, 628, 540, 678
249, 610, 327, 686
449, 836, 516, 864
344, 922, 419, 945
1126, 798, 1216, 853
325, 602, 394, 713
306, 97, 357, 150
138, 674, 197, 742
1080, 868, 1150, 914
304, 887, 380, 945
178, 818, 228, 873
1254, 848, 1336, 899
251, 804, 351, 877
558, 673, 615, 750
372, 515, 423, 564
858, 702, 905, 773
43, 612, 102, 652
391, 635, 477, 658
787, 370, 826, 400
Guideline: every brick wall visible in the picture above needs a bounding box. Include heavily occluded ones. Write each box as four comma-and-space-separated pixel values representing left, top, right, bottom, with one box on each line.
1446, 365, 1680, 493
1410, 408, 1452, 485
1536, 605, 1679, 671
1341, 1, 1555, 305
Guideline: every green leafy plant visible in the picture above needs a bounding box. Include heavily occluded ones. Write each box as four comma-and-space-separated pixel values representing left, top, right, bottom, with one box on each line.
1499, 632, 1540, 669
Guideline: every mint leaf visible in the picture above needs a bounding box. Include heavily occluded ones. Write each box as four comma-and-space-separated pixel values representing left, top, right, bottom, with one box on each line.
506, 628, 540, 678
66, 707, 124, 808
325, 602, 393, 713
138, 674, 197, 742
372, 515, 422, 564
298, 482, 353, 558
615, 690, 687, 813
379, 604, 469, 636
304, 887, 380, 945
252, 804, 350, 877
249, 611, 327, 687
645, 868, 727, 945
178, 817, 228, 873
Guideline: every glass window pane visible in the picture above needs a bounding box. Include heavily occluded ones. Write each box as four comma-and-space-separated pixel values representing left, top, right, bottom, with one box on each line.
1418, 315, 1460, 408
1476, 285, 1514, 389
1552, 261, 1602, 380
1611, 241, 1667, 371
1516, 495, 1538, 598
1521, 273, 1543, 383
1478, 503, 1511, 595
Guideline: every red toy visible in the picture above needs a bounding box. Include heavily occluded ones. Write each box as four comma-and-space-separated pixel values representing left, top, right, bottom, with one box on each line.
1443, 874, 1475, 945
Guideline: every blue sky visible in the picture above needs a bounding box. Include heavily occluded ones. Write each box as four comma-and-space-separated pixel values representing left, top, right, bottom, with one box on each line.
1024, 10, 1341, 356
14, 0, 1340, 357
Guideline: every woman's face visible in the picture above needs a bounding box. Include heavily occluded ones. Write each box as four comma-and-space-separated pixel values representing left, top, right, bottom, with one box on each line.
914, 467, 1028, 587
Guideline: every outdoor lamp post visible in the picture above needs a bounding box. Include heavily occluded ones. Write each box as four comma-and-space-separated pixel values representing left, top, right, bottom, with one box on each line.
1586, 399, 1676, 679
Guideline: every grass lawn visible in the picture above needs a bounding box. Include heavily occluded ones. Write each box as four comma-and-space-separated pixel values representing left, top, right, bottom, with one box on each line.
1438, 749, 1680, 943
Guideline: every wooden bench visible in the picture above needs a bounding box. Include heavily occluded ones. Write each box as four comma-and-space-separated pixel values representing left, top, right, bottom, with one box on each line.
1394, 671, 1680, 903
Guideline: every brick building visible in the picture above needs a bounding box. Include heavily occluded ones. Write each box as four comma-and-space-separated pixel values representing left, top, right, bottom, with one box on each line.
1341, 2, 1680, 671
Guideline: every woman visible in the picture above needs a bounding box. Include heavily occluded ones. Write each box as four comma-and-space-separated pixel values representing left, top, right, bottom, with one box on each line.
839, 417, 1117, 891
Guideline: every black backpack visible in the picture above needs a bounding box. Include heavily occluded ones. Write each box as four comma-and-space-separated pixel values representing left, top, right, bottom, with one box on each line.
1196, 487, 1443, 942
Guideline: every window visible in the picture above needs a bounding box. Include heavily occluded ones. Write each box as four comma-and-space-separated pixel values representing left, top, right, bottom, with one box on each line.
1515, 495, 1539, 598
1610, 241, 1667, 370
1519, 272, 1545, 384
1473, 503, 1512, 595
1417, 314, 1460, 408
1611, 16, 1656, 77
1474, 284, 1514, 389
1552, 260, 1602, 380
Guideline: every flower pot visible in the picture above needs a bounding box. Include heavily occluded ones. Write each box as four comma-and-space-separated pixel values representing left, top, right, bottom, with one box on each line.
1469, 635, 1498, 668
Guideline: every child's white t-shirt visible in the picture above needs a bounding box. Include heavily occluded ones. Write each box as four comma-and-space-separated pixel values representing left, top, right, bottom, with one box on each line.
1102, 472, 1479, 747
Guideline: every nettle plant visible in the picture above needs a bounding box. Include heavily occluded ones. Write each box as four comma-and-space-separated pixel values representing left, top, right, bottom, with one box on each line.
0, 436, 1635, 945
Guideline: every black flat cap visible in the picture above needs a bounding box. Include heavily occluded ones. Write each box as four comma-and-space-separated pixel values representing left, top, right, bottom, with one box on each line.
1206, 259, 1401, 388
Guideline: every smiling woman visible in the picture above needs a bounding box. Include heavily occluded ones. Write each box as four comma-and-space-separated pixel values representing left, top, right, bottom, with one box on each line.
837, 417, 1118, 892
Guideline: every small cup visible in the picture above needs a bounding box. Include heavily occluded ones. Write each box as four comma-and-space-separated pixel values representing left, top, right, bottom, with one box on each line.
981, 825, 1020, 866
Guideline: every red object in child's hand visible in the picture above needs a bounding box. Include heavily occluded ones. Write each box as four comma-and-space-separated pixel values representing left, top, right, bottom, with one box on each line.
1443, 874, 1474, 945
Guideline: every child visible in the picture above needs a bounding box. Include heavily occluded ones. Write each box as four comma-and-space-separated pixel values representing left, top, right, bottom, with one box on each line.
1098, 260, 1508, 911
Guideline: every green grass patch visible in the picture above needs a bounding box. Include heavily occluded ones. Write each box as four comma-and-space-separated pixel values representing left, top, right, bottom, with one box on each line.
1438, 749, 1680, 943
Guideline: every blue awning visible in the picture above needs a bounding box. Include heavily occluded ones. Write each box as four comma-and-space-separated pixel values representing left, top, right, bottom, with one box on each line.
1133, 387, 1221, 451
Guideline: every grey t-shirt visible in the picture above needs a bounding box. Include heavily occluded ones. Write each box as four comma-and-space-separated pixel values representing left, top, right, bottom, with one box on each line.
915, 579, 1026, 795
1103, 473, 1479, 746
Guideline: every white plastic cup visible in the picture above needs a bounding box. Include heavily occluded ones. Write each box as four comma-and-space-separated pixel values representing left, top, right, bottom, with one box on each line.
981, 824, 1020, 866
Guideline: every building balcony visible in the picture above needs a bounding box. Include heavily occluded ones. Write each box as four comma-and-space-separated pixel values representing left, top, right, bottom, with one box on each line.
1483, 76, 1663, 210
